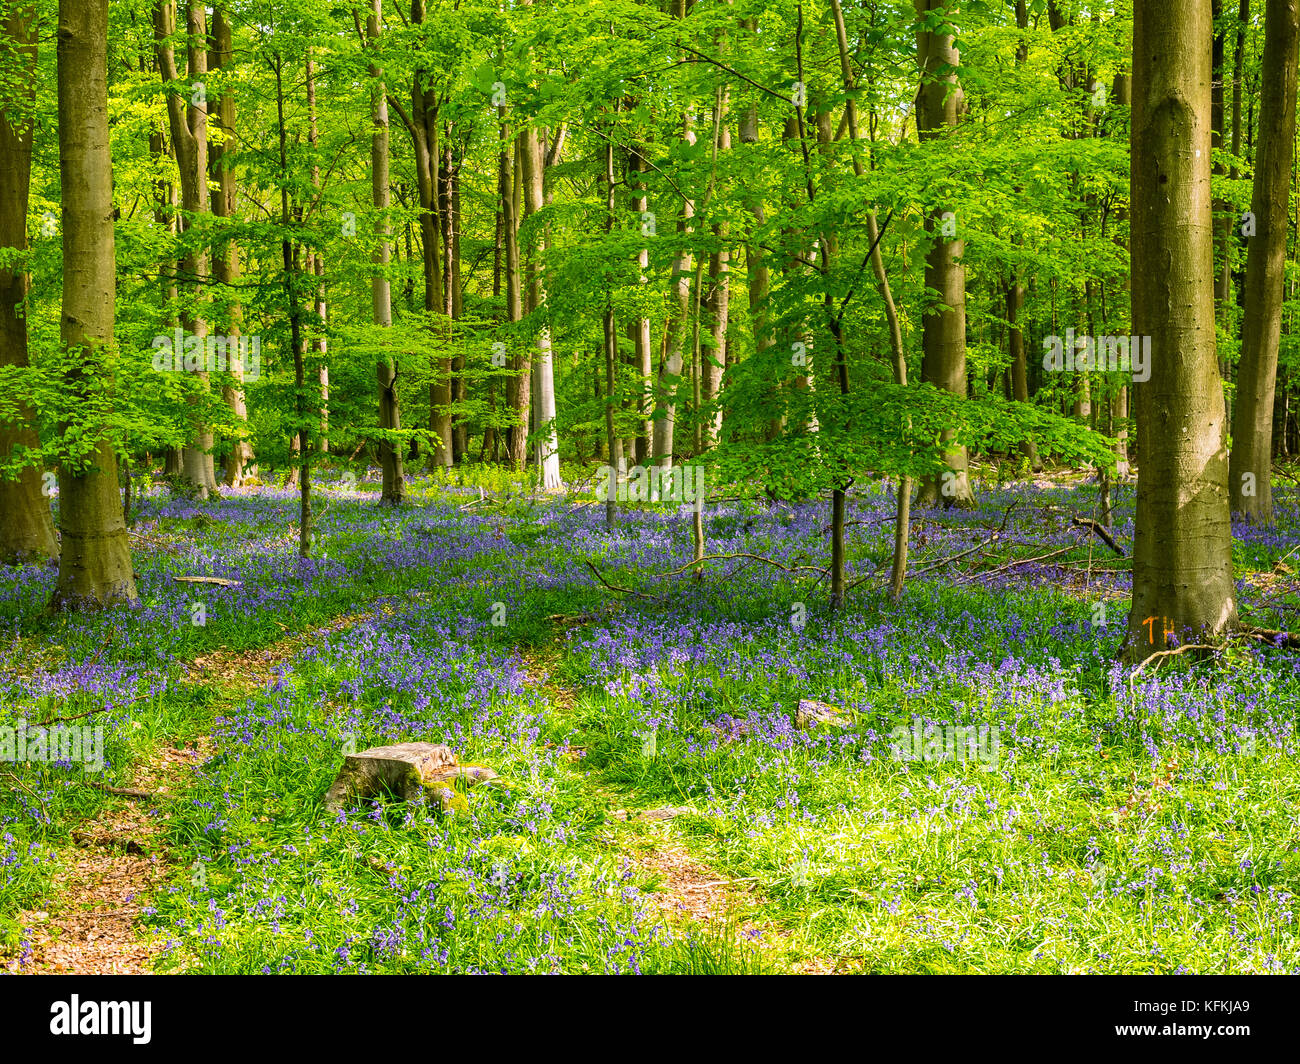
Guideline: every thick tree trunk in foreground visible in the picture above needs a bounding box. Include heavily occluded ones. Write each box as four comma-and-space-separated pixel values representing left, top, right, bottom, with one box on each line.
0, 1, 57, 565
1228, 0, 1299, 525
914, 0, 975, 508
1124, 0, 1237, 659
51, 0, 137, 609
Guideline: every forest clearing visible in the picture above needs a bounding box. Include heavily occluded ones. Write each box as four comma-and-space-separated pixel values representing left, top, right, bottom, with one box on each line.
0, 0, 1298, 1040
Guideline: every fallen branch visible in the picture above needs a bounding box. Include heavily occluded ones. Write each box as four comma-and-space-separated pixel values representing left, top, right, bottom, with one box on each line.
657, 552, 829, 579
1237, 625, 1300, 648
89, 783, 154, 800
173, 575, 241, 588
37, 704, 115, 726
1071, 515, 1124, 556
584, 561, 661, 601
953, 545, 1075, 586
1129, 643, 1220, 677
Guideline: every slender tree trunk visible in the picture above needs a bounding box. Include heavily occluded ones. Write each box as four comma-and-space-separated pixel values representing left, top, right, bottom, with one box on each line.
209, 4, 255, 486
409, 0, 450, 469
1124, 0, 1238, 658
0, 0, 57, 565
50, 0, 137, 609
1228, 0, 1299, 525
628, 143, 654, 465
604, 136, 620, 526
274, 52, 310, 557
504, 131, 528, 471
367, 0, 403, 504
154, 0, 216, 497
518, 125, 560, 488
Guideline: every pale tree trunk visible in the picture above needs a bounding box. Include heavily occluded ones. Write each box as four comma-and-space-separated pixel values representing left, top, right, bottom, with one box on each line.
209, 4, 254, 486
913, 0, 974, 508
1124, 0, 1238, 658
1228, 0, 1298, 525
704, 87, 730, 447
653, 111, 696, 473
503, 128, 528, 471
0, 1, 57, 565
155, 0, 216, 497
51, 0, 137, 609
367, 0, 403, 504
627, 143, 654, 465
518, 124, 560, 489
603, 135, 620, 526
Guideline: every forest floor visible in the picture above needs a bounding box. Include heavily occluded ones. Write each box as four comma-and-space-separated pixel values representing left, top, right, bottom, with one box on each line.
2, 465, 1299, 974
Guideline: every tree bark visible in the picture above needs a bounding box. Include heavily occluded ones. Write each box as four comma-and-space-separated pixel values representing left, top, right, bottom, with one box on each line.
154, 0, 216, 497
367, 0, 403, 504
0, 0, 58, 565
1227, 0, 1298, 525
518, 125, 560, 488
50, 0, 137, 609
209, 3, 254, 487
1124, 0, 1238, 658
913, 0, 974, 508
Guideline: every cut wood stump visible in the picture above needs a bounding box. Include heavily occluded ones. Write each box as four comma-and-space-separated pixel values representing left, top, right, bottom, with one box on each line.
322, 742, 499, 814
795, 699, 852, 730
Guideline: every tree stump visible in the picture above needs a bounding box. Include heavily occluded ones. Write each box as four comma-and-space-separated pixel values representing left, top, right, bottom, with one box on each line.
322, 742, 499, 814
795, 699, 851, 730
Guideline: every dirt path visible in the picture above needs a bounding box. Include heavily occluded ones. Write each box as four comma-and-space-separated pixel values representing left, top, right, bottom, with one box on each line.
5, 607, 385, 975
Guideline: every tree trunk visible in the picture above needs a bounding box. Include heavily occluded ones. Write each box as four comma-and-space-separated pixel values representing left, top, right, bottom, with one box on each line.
367, 0, 403, 505
1228, 0, 1299, 525
0, 0, 58, 565
50, 0, 137, 609
1124, 0, 1238, 658
274, 52, 310, 557
409, 0, 451, 469
628, 142, 654, 465
518, 125, 561, 489
154, 0, 216, 497
209, 3, 255, 487
504, 132, 528, 471
913, 0, 974, 508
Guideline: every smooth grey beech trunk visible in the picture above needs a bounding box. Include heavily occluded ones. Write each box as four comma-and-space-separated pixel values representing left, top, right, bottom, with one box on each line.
51, 0, 137, 609
1125, 0, 1238, 658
